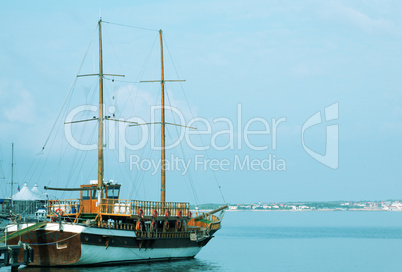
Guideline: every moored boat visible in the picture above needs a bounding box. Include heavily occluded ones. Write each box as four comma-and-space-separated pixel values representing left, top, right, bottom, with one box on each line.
3, 19, 226, 266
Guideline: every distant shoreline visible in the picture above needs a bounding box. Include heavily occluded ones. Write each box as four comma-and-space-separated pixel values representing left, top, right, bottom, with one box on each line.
192, 200, 402, 212
194, 208, 401, 212
224, 208, 396, 212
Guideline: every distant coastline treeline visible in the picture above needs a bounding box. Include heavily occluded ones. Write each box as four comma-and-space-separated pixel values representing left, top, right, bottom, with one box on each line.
191, 200, 402, 211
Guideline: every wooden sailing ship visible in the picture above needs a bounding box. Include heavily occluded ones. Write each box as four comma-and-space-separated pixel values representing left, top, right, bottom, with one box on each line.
3, 19, 226, 266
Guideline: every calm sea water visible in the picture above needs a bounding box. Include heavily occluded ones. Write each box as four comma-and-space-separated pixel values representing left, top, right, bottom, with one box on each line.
1, 211, 402, 272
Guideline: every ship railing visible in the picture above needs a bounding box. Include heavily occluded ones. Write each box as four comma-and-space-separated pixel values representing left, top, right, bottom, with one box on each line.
135, 231, 193, 239
46, 199, 81, 217
100, 199, 190, 218
188, 212, 221, 230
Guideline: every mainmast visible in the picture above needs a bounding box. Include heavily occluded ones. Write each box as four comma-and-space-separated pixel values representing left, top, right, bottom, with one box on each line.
98, 19, 104, 196
160, 30, 166, 203
139, 29, 186, 203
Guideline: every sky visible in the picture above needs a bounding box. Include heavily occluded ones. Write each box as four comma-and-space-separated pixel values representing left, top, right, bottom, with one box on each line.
1, 1, 402, 204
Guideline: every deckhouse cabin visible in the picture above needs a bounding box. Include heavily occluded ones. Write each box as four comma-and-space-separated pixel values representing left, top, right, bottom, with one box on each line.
80, 181, 121, 215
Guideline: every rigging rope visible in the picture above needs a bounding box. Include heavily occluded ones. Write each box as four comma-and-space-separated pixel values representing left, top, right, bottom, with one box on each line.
31, 22, 99, 193
39, 24, 98, 154
164, 36, 227, 204
31, 231, 81, 246
165, 91, 200, 205
117, 33, 159, 117
102, 21, 159, 32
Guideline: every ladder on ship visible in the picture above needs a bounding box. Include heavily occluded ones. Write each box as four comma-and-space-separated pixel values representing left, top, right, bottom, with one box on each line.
0, 221, 47, 243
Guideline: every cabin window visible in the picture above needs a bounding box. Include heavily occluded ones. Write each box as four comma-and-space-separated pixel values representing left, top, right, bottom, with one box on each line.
82, 191, 90, 200
107, 187, 120, 199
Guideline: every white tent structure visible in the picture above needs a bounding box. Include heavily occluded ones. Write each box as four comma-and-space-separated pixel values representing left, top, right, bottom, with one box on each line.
11, 183, 46, 215
31, 184, 48, 200
12, 183, 44, 201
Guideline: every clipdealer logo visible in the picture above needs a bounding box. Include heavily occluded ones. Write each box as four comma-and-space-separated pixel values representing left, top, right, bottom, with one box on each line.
301, 102, 339, 169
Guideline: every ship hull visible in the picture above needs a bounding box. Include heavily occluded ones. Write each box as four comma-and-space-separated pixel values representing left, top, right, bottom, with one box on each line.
7, 222, 212, 266
78, 244, 202, 265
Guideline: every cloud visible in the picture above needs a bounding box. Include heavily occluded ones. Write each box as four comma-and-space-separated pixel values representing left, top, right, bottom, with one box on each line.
3, 83, 37, 124
383, 122, 402, 132
321, 2, 395, 34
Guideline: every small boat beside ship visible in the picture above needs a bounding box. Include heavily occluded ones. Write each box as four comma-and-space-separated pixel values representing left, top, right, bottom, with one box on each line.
2, 19, 226, 266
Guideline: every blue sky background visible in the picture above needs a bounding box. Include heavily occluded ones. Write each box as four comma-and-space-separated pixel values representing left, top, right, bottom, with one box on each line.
1, 1, 402, 204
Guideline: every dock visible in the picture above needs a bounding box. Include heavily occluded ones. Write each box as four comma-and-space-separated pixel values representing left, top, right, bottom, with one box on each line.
0, 242, 33, 271
0, 222, 44, 271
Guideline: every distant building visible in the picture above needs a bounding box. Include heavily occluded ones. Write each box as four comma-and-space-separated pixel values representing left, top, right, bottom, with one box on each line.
0, 198, 11, 215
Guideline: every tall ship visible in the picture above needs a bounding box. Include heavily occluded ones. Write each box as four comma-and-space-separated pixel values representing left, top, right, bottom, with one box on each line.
2, 19, 226, 266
